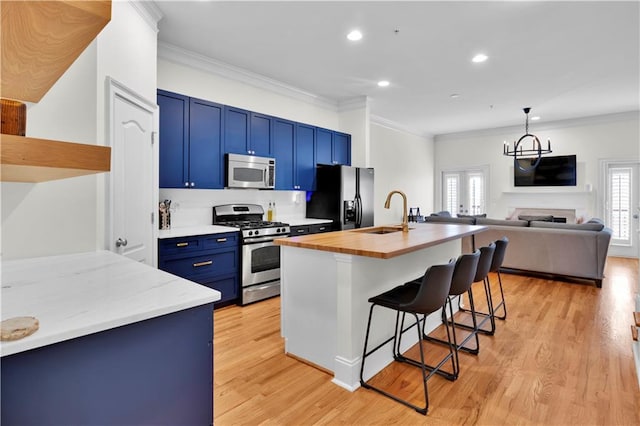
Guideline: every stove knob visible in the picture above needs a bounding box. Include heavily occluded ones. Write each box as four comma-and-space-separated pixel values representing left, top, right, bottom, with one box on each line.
255, 230, 259, 235
248, 231, 253, 236
276, 228, 281, 233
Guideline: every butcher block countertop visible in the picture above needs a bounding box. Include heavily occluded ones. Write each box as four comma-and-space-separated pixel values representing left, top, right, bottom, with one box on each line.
275, 222, 486, 259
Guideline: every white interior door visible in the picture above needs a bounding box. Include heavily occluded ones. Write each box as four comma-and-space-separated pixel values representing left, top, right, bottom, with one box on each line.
108, 79, 156, 265
604, 161, 639, 258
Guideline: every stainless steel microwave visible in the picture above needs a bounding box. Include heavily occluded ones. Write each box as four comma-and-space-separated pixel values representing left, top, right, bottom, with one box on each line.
226, 153, 275, 189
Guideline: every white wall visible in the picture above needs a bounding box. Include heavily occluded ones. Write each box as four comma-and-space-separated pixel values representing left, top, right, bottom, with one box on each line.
370, 123, 434, 225
1, 2, 158, 260
434, 112, 640, 220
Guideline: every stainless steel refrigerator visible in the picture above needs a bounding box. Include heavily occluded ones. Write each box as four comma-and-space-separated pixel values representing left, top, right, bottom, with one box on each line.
306, 165, 374, 230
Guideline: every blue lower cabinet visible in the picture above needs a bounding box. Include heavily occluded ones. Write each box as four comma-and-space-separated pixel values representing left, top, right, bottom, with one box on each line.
1, 304, 214, 425
159, 232, 240, 305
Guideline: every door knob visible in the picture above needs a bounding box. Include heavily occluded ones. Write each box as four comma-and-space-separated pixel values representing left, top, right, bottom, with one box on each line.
116, 238, 128, 247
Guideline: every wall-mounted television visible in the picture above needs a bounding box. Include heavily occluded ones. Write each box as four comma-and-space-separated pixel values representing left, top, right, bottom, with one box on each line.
514, 155, 577, 187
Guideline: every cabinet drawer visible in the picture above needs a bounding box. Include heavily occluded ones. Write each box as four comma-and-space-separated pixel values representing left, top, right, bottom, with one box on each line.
311, 223, 331, 233
160, 250, 238, 278
202, 233, 238, 250
158, 237, 202, 255
291, 225, 311, 235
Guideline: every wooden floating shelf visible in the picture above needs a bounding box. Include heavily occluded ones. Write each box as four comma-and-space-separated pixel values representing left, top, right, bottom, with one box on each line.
633, 325, 638, 342
1, 134, 111, 182
635, 312, 640, 327
1, 1, 112, 102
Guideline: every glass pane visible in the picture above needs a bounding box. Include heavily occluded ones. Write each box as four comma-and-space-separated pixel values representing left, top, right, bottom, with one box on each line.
467, 172, 485, 215
251, 245, 280, 273
234, 167, 263, 183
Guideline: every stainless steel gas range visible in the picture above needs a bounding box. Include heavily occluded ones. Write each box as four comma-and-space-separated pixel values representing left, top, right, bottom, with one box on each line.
213, 204, 290, 305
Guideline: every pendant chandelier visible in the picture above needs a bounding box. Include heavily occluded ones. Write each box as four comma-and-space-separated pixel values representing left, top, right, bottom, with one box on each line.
503, 107, 552, 171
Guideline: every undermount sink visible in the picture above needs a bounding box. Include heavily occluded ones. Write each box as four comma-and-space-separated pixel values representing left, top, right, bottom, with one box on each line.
352, 226, 411, 234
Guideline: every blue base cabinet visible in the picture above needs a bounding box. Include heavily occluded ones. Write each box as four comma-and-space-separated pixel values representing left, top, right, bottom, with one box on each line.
1, 304, 214, 425
159, 232, 240, 305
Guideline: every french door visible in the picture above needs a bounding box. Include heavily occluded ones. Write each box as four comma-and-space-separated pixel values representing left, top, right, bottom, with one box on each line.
602, 161, 639, 258
442, 168, 488, 216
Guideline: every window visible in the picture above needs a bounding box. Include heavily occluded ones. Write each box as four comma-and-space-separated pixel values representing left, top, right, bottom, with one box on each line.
608, 166, 631, 243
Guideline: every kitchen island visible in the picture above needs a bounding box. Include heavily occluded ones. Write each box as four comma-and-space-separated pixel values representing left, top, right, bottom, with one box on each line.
275, 222, 486, 391
1, 251, 220, 425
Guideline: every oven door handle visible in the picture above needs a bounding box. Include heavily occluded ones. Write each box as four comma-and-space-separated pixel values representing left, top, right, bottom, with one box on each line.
243, 235, 288, 245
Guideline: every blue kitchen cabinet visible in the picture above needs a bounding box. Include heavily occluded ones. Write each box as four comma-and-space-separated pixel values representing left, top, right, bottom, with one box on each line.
2, 304, 214, 425
189, 98, 224, 188
223, 106, 251, 155
250, 112, 273, 156
224, 107, 272, 156
158, 90, 224, 189
295, 123, 316, 190
316, 127, 351, 166
159, 232, 240, 305
333, 131, 351, 165
272, 118, 295, 190
158, 90, 189, 188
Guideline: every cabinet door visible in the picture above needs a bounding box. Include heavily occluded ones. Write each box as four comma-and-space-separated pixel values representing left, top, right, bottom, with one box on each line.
189, 98, 224, 189
158, 90, 189, 188
295, 123, 315, 190
333, 132, 351, 166
272, 118, 295, 190
224, 106, 251, 155
250, 112, 272, 157
316, 127, 333, 165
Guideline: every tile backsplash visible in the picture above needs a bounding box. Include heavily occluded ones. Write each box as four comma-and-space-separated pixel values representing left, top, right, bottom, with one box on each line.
159, 188, 307, 227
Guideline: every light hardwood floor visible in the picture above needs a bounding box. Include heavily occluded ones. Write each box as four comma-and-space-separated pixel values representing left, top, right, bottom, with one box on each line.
213, 257, 640, 425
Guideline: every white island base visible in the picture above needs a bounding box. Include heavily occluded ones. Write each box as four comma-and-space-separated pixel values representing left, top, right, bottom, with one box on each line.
280, 239, 461, 391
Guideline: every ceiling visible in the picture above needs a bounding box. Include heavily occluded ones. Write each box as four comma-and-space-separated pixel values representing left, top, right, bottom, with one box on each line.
154, 1, 640, 136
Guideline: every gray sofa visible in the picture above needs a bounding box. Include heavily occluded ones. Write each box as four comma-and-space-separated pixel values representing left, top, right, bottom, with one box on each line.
423, 215, 613, 287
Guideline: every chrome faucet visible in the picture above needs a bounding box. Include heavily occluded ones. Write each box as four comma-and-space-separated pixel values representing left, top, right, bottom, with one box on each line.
384, 190, 409, 232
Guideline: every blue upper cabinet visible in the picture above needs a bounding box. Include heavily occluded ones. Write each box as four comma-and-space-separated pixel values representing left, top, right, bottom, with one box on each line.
332, 132, 351, 166
250, 112, 272, 157
189, 98, 224, 189
224, 107, 272, 156
295, 123, 316, 190
158, 90, 189, 188
272, 118, 295, 190
223, 106, 251, 155
158, 90, 224, 189
316, 127, 351, 166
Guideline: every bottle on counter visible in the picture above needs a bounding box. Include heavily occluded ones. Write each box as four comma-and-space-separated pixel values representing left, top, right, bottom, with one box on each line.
267, 202, 273, 222
272, 202, 277, 221
416, 207, 422, 222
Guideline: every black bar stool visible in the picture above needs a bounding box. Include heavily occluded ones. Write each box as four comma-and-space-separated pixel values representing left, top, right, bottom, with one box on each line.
453, 242, 496, 336
420, 250, 482, 378
488, 237, 509, 320
359, 260, 456, 415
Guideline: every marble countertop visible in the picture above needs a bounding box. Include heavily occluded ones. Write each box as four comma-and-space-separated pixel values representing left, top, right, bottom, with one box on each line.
281, 217, 333, 226
0, 251, 221, 357
158, 225, 238, 239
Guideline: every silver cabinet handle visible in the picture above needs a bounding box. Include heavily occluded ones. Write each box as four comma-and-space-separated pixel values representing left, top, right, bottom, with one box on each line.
193, 260, 213, 268
116, 238, 128, 247
217, 238, 227, 243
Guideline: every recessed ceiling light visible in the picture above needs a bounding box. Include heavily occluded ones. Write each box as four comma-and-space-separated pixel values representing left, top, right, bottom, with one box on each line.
347, 30, 362, 41
450, 93, 460, 99
472, 53, 488, 63
377, 80, 390, 87
531, 116, 541, 121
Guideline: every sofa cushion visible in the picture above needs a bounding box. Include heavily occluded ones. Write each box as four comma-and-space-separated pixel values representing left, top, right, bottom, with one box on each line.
430, 211, 452, 217
518, 214, 554, 222
423, 216, 476, 225
529, 220, 605, 231
476, 217, 529, 227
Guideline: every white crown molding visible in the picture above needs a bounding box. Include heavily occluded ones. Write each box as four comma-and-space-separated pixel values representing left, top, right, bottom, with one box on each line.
157, 41, 339, 111
435, 110, 640, 142
370, 114, 433, 140
338, 96, 369, 112
130, 1, 163, 33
